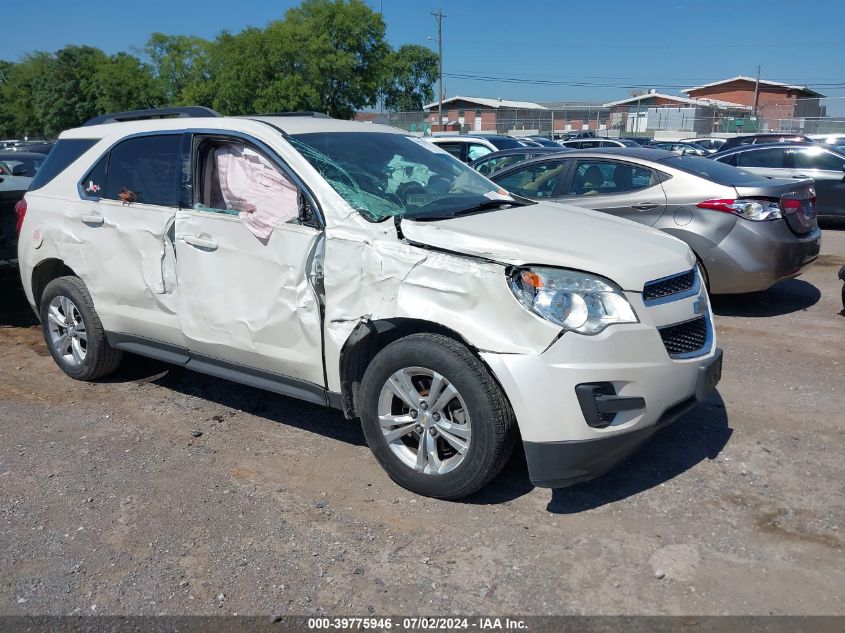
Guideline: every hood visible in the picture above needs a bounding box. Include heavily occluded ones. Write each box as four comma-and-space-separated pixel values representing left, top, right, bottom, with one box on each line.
401, 202, 695, 291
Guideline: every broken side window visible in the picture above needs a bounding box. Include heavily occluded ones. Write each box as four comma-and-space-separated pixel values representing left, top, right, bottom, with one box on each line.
195, 140, 299, 240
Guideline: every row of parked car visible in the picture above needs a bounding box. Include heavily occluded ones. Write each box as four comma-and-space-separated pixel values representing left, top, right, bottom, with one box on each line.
5, 109, 844, 500
426, 132, 843, 296
0, 145, 52, 261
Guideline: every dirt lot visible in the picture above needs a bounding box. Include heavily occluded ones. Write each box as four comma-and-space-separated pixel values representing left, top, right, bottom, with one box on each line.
1, 230, 843, 617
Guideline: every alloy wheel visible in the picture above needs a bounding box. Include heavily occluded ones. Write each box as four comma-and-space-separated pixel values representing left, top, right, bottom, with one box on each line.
46, 295, 87, 367
377, 367, 472, 475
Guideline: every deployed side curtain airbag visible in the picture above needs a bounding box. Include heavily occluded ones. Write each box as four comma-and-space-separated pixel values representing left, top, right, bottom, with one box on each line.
214, 145, 298, 239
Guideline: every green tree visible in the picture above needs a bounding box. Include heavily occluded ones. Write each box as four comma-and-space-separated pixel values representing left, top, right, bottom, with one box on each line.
280, 0, 389, 118
201, 1, 388, 118
31, 46, 109, 136
205, 28, 277, 115
380, 44, 438, 112
95, 53, 165, 113
0, 54, 52, 137
0, 60, 13, 137
145, 33, 213, 105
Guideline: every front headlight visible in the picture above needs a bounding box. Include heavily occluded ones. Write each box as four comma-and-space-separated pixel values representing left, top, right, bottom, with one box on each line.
508, 267, 638, 335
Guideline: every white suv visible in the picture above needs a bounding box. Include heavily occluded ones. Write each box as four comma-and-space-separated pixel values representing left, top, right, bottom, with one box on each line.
16, 107, 722, 499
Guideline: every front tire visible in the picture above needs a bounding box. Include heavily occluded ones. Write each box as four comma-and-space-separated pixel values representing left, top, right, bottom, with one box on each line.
39, 276, 122, 381
359, 333, 516, 499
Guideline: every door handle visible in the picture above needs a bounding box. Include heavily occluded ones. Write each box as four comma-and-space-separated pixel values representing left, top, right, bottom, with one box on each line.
792, 174, 809, 179
182, 235, 218, 250
80, 213, 104, 225
632, 202, 660, 211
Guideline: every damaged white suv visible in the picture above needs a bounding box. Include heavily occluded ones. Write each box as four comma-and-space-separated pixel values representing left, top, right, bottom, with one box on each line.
17, 107, 722, 499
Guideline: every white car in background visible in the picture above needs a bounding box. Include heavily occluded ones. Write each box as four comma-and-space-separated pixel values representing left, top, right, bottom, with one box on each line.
810, 133, 845, 150
16, 107, 721, 499
678, 137, 726, 153
426, 134, 524, 163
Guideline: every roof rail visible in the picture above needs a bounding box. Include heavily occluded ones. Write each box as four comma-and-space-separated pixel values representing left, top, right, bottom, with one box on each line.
251, 112, 332, 119
82, 106, 221, 127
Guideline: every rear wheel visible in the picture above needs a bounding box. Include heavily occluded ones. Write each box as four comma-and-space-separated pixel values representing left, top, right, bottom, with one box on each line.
359, 333, 516, 499
39, 276, 122, 381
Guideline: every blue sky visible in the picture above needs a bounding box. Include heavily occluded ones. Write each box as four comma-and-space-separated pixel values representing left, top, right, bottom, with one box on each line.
2, 0, 844, 107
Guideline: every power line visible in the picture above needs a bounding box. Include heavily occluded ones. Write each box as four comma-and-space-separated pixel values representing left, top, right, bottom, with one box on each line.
443, 72, 845, 91
447, 69, 845, 84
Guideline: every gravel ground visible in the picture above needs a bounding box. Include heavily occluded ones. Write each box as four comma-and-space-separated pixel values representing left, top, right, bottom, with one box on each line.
0, 230, 843, 617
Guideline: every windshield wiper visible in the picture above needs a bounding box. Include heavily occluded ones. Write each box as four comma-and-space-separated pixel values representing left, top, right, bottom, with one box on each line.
406, 198, 525, 222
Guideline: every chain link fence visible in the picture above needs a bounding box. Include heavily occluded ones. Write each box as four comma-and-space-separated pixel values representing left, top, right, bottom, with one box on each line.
378, 97, 845, 138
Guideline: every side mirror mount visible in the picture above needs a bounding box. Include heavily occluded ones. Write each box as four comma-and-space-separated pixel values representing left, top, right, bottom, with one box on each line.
298, 189, 320, 229
11, 164, 27, 176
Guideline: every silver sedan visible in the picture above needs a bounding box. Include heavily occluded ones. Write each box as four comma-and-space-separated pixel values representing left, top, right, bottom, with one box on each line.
488, 147, 821, 294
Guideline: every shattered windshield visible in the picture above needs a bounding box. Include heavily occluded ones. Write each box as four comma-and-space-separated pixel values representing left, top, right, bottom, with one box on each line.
289, 132, 520, 222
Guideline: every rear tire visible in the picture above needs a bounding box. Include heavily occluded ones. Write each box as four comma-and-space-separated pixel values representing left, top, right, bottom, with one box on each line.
39, 276, 122, 381
359, 333, 516, 500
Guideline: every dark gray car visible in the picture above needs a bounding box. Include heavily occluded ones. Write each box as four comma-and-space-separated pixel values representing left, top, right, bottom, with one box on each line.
711, 143, 845, 220
490, 148, 821, 294
0, 172, 32, 261
469, 147, 569, 176
558, 138, 640, 149
0, 152, 47, 178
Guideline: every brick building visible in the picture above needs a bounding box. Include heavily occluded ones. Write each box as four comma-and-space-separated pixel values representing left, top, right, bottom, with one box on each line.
682, 76, 825, 132
421, 96, 611, 135
602, 91, 750, 134
423, 96, 547, 133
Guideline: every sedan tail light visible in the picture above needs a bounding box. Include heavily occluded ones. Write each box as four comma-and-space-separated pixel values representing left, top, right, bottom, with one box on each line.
14, 198, 27, 235
780, 193, 817, 235
697, 198, 782, 221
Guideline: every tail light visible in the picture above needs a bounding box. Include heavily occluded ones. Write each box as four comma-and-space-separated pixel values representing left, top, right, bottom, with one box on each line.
697, 198, 781, 221
780, 192, 817, 235
14, 198, 27, 235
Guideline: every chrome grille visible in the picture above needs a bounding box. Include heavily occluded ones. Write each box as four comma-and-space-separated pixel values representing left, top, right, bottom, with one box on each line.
643, 269, 697, 304
658, 316, 709, 358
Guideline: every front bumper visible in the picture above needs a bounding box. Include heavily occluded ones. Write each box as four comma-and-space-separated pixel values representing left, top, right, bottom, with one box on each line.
523, 349, 722, 488
704, 219, 820, 294
480, 284, 721, 488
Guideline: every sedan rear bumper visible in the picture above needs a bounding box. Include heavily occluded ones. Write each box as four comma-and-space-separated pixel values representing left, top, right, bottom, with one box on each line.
704, 220, 820, 294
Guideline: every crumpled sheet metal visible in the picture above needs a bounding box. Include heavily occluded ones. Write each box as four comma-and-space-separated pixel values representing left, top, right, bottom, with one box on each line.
33, 198, 182, 344
28, 121, 560, 398
318, 205, 560, 393
174, 211, 324, 385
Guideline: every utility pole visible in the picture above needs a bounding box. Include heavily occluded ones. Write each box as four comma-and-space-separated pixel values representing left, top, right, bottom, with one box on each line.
432, 9, 445, 130
753, 65, 761, 117
378, 0, 384, 113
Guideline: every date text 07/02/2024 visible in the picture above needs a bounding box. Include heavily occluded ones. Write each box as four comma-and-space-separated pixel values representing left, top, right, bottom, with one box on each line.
306, 617, 528, 630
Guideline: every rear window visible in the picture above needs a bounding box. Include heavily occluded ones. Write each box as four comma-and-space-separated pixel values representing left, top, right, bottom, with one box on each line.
792, 148, 845, 171
659, 155, 765, 185
28, 139, 98, 191
436, 143, 463, 160
735, 148, 787, 168
487, 137, 523, 150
